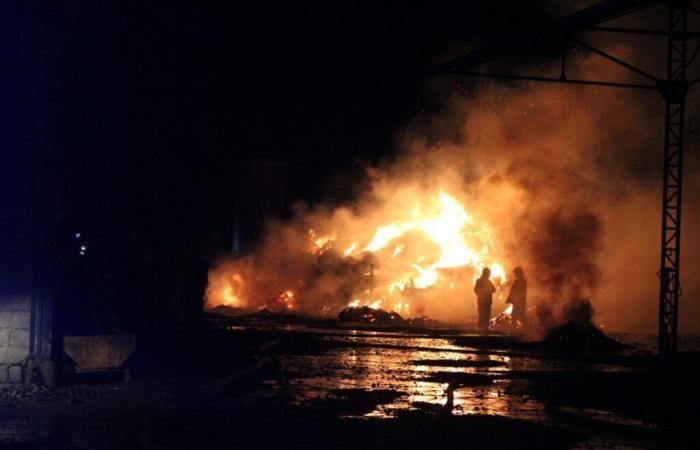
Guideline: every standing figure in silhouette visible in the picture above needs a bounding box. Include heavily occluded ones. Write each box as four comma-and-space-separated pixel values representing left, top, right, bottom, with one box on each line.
474, 267, 496, 333
506, 266, 527, 328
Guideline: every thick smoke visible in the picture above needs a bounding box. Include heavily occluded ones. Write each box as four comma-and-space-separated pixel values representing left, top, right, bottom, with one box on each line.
528, 210, 602, 327
385, 45, 659, 330
528, 211, 602, 298
208, 31, 700, 333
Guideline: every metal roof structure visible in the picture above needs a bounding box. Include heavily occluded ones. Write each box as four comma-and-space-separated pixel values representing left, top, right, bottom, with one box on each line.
422, 0, 699, 360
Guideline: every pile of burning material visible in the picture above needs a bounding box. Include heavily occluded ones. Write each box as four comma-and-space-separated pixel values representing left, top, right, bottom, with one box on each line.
206, 189, 509, 322
338, 306, 407, 325
542, 301, 621, 353
489, 304, 522, 332
543, 321, 621, 353
490, 312, 514, 331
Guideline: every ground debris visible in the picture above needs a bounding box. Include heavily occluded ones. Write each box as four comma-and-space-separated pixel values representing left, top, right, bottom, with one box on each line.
544, 320, 622, 353
0, 384, 57, 406
338, 306, 406, 325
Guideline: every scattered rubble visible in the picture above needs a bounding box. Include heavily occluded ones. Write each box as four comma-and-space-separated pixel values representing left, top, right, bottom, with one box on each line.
338, 306, 406, 325
0, 384, 56, 406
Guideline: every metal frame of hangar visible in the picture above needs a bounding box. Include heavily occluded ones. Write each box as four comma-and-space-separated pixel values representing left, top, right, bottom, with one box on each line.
421, 0, 700, 358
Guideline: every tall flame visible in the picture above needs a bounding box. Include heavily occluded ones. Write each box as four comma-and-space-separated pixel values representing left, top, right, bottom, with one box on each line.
349, 191, 505, 294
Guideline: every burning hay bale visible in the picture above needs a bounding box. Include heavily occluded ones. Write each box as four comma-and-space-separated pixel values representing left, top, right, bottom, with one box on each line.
205, 187, 509, 322
338, 306, 406, 325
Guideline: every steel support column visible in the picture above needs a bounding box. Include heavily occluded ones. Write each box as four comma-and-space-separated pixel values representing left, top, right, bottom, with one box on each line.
658, 1, 689, 357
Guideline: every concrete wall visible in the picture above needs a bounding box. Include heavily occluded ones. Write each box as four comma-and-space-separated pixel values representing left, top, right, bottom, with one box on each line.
0, 206, 34, 384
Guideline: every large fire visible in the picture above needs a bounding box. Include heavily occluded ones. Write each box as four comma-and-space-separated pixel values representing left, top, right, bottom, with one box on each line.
203, 48, 677, 331
206, 189, 508, 319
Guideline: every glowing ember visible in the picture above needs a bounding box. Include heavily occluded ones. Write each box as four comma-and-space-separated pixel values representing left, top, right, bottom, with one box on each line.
279, 290, 295, 309
308, 229, 335, 254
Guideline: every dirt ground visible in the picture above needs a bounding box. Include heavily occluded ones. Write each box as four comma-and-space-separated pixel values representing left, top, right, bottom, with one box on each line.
1, 319, 699, 449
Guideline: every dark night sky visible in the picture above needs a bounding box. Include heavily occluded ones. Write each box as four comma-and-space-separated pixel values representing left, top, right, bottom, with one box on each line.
2, 1, 564, 251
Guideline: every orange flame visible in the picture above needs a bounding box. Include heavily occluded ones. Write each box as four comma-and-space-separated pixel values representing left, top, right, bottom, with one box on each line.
208, 190, 508, 317
346, 191, 506, 294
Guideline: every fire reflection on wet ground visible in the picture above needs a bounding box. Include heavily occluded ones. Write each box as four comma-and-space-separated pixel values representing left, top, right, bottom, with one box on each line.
244, 327, 637, 420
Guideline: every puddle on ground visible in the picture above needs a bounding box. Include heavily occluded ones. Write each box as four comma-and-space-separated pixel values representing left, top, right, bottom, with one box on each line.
283, 346, 544, 420
241, 329, 638, 420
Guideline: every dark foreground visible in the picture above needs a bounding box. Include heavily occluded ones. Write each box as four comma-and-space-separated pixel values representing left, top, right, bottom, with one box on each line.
1, 318, 699, 449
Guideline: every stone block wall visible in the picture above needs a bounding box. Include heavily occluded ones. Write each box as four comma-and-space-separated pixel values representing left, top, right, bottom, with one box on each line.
0, 206, 34, 384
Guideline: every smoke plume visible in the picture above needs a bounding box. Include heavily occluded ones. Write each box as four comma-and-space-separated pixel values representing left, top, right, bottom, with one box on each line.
207, 31, 700, 334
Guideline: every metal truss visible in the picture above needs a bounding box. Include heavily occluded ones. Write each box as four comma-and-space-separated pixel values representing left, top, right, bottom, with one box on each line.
658, 3, 689, 357
420, 0, 698, 358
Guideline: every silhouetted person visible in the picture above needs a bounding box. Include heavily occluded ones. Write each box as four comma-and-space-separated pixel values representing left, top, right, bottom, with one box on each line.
506, 267, 527, 328
474, 267, 496, 332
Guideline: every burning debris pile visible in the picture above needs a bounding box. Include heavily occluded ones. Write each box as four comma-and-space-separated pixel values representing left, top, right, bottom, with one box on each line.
336, 304, 446, 327
206, 187, 509, 322
543, 300, 622, 352
543, 320, 621, 353
489, 304, 518, 332
206, 51, 662, 334
338, 305, 406, 325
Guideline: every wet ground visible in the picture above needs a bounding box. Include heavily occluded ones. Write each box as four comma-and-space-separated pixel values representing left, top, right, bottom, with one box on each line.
1, 320, 699, 449
268, 327, 627, 419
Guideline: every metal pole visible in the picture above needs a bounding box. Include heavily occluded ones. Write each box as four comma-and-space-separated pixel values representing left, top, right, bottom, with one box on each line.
658, 1, 688, 358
